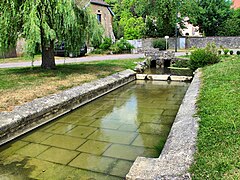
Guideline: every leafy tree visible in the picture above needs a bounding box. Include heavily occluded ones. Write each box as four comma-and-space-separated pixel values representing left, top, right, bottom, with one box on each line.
217, 9, 240, 36
120, 17, 145, 40
0, 0, 93, 69
107, 0, 197, 39
194, 0, 233, 36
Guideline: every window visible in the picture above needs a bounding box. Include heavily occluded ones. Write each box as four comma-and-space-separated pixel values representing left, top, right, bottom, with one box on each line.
97, 14, 101, 23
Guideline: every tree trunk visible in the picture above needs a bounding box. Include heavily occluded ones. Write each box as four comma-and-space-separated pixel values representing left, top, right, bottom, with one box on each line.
41, 40, 56, 69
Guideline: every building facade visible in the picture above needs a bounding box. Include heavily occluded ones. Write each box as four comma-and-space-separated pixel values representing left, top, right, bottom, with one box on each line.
89, 0, 115, 41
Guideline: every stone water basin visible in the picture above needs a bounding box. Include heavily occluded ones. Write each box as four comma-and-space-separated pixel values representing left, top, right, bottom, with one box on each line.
0, 80, 189, 179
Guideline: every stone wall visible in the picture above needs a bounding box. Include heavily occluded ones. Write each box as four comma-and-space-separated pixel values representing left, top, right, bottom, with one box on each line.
188, 36, 240, 49
128, 36, 240, 53
0, 70, 136, 145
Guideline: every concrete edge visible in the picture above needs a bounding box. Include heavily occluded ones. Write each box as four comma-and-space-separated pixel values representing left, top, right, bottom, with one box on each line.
126, 70, 201, 179
0, 69, 136, 146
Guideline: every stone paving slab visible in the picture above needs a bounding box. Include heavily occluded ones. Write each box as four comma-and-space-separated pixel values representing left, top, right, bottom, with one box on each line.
69, 153, 116, 174
37, 147, 79, 165
77, 140, 111, 155
41, 134, 86, 150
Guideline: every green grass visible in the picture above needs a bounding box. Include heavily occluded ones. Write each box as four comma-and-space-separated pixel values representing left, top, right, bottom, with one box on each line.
0, 59, 141, 91
190, 55, 240, 179
0, 54, 42, 63
0, 58, 142, 111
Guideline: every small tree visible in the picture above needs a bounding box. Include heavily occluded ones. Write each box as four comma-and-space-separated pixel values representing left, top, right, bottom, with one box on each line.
0, 0, 94, 69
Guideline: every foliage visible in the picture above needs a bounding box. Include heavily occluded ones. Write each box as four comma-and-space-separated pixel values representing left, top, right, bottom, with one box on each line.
91, 49, 105, 54
189, 43, 220, 70
217, 9, 240, 36
172, 60, 189, 68
106, 0, 196, 39
110, 38, 134, 54
121, 17, 145, 40
229, 50, 233, 55
218, 50, 222, 55
152, 39, 167, 50
0, 1, 100, 69
87, 14, 104, 49
237, 51, 240, 55
0, 0, 21, 55
190, 56, 240, 179
223, 49, 229, 55
99, 37, 112, 50
194, 0, 233, 36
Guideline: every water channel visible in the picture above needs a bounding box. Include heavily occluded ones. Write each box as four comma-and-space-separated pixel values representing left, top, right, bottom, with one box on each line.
0, 80, 189, 179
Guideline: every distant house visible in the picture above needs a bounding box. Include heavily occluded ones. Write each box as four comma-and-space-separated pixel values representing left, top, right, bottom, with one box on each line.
179, 17, 202, 37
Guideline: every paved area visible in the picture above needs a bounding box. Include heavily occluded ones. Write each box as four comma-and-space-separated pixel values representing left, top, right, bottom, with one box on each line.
0, 52, 187, 69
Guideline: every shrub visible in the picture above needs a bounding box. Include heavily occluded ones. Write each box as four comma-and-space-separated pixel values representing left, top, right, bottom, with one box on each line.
99, 37, 112, 50
111, 39, 134, 54
172, 60, 190, 68
237, 51, 240, 55
229, 50, 233, 55
91, 49, 104, 54
218, 50, 222, 55
152, 39, 167, 50
223, 49, 229, 55
189, 47, 220, 71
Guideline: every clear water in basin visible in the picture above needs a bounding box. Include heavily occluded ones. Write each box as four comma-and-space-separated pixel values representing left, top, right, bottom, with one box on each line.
0, 80, 189, 179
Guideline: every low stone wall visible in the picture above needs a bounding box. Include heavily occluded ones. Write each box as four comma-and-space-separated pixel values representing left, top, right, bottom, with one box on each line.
188, 36, 240, 49
126, 70, 201, 179
128, 37, 240, 53
0, 70, 136, 145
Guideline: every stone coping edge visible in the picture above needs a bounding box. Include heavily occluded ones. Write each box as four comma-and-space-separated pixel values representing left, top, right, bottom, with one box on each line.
126, 70, 201, 180
0, 69, 136, 146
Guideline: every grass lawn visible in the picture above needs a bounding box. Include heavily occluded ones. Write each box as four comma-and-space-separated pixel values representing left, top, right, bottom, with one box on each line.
190, 55, 240, 179
0, 59, 141, 111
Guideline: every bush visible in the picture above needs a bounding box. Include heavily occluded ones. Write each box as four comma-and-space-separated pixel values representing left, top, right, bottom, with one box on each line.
152, 39, 167, 50
110, 39, 134, 54
218, 50, 222, 55
237, 51, 240, 55
189, 46, 220, 71
91, 49, 104, 54
229, 50, 233, 55
223, 49, 229, 55
172, 60, 190, 68
99, 37, 112, 50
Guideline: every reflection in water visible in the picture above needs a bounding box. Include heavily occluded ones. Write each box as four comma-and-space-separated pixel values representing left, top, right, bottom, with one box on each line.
0, 80, 189, 179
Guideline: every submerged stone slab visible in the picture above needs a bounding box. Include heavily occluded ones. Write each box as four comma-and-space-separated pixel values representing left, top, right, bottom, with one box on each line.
170, 75, 193, 81
136, 74, 147, 80
0, 70, 136, 145
147, 74, 170, 81
126, 70, 201, 179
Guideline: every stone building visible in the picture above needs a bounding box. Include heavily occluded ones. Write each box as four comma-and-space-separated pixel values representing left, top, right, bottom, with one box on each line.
89, 0, 115, 41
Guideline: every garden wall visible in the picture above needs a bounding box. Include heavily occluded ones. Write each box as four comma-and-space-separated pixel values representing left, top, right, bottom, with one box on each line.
128, 36, 240, 53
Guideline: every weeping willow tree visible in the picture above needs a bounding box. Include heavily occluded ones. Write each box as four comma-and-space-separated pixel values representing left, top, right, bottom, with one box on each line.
0, 0, 93, 69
